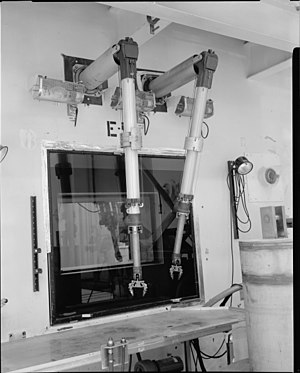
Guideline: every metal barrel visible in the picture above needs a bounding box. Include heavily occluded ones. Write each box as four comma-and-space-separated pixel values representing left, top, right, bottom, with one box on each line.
239, 238, 293, 372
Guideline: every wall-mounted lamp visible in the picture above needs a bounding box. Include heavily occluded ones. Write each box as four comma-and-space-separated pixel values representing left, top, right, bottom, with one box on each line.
227, 156, 253, 239
232, 156, 253, 175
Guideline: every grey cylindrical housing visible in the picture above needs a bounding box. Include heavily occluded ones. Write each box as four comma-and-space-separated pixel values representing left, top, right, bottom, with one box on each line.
148, 54, 202, 98
79, 44, 120, 90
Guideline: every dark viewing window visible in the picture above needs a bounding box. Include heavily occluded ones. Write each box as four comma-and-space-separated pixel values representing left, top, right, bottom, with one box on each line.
48, 150, 200, 324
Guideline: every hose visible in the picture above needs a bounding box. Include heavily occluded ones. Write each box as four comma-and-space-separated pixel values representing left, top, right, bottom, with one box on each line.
203, 284, 243, 307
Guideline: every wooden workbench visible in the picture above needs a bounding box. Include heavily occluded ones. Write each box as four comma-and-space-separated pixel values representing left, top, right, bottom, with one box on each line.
1, 306, 245, 372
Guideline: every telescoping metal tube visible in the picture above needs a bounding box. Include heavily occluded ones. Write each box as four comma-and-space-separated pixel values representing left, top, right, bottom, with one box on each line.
148, 55, 202, 98
114, 37, 147, 297
170, 86, 208, 280
170, 50, 218, 280
122, 77, 140, 199
121, 76, 144, 292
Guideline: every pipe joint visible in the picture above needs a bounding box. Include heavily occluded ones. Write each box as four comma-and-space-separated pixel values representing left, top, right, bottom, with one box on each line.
133, 266, 143, 278
184, 136, 203, 152
176, 202, 191, 216
175, 194, 193, 216
128, 224, 143, 235
126, 199, 143, 210
172, 252, 181, 264
126, 198, 141, 205
128, 225, 143, 235
126, 212, 142, 224
113, 37, 138, 80
178, 193, 194, 203
120, 127, 142, 150
194, 50, 218, 89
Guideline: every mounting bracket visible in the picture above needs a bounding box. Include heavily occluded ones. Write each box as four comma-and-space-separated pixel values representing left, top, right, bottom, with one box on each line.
100, 337, 128, 371
62, 54, 108, 106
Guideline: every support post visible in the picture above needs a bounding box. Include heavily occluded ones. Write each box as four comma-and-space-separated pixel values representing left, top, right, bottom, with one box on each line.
170, 50, 218, 279
183, 341, 192, 372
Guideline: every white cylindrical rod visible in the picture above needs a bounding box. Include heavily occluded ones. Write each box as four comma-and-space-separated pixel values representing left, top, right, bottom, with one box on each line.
173, 214, 186, 256
148, 55, 202, 98
180, 87, 208, 195
121, 76, 142, 282
122, 78, 140, 199
172, 87, 208, 263
124, 149, 140, 199
131, 229, 141, 269
79, 44, 120, 91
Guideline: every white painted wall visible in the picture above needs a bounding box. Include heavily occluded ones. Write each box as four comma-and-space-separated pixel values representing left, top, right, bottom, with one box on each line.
1, 2, 292, 345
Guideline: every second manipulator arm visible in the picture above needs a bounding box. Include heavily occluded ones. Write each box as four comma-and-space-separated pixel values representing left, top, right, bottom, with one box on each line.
170, 50, 218, 280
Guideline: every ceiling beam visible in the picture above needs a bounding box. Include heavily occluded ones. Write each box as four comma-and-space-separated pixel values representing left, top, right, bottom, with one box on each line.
98, 1, 299, 52
244, 42, 292, 80
247, 58, 292, 80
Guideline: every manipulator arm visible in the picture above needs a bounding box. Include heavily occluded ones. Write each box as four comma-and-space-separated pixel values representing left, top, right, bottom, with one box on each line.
170, 50, 218, 280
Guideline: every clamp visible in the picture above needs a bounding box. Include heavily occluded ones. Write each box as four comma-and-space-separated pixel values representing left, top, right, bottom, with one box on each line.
170, 253, 183, 280
176, 193, 193, 217
101, 337, 129, 371
120, 127, 142, 150
128, 273, 148, 297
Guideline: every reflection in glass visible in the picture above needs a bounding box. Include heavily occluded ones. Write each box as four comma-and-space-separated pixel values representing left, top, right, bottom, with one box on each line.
58, 193, 163, 272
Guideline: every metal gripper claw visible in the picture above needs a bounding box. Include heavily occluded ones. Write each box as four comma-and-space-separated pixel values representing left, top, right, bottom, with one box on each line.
169, 264, 183, 280
128, 275, 148, 297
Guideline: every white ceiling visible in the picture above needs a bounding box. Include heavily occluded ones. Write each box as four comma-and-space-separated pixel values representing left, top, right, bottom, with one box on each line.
98, 1, 299, 89
99, 1, 299, 52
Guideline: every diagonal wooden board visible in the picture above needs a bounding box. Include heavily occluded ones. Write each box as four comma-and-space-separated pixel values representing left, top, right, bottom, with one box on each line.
2, 306, 245, 372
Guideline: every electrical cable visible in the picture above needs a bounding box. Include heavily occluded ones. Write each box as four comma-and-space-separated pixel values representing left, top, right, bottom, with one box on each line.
229, 199, 234, 307
201, 349, 227, 359
190, 343, 198, 371
228, 172, 251, 304
0, 146, 8, 163
128, 353, 142, 372
128, 354, 132, 372
226, 172, 231, 189
193, 337, 227, 360
227, 169, 236, 298
234, 174, 251, 233
200, 338, 225, 359
74, 106, 79, 127
227, 165, 252, 305
201, 121, 209, 139
227, 170, 252, 233
140, 113, 150, 135
77, 203, 101, 213
220, 284, 242, 307
191, 339, 206, 372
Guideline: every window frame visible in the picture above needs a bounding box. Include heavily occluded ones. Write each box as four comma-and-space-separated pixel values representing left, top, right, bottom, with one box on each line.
42, 141, 205, 326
